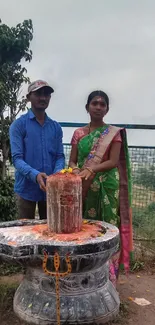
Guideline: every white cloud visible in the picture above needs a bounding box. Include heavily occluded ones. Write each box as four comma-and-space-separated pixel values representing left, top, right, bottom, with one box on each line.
1, 0, 155, 144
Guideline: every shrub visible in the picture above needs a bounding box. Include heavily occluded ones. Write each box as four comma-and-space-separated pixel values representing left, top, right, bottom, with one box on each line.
0, 177, 17, 221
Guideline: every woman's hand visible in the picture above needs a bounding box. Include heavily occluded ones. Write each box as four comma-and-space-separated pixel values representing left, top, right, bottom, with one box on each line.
72, 168, 81, 175
79, 168, 95, 180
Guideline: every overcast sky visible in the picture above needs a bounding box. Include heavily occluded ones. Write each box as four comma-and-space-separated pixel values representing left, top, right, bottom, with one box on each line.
1, 0, 155, 144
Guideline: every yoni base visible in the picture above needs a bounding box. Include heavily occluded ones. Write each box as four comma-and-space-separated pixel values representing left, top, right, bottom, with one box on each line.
13, 264, 120, 325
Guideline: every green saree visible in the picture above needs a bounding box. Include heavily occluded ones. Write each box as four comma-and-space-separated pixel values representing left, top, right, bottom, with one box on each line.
78, 129, 120, 227
76, 124, 133, 285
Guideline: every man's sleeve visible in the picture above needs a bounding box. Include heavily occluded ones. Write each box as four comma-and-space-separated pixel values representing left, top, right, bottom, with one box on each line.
9, 120, 40, 183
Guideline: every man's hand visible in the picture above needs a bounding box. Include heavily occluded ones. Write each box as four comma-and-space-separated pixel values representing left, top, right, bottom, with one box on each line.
36, 173, 47, 191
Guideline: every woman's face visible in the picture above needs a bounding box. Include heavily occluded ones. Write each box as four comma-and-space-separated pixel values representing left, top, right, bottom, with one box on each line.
87, 96, 108, 120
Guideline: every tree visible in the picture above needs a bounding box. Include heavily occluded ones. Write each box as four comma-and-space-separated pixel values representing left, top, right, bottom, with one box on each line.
0, 19, 33, 180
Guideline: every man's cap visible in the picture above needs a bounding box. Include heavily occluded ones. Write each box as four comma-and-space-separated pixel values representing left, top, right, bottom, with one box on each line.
27, 80, 54, 95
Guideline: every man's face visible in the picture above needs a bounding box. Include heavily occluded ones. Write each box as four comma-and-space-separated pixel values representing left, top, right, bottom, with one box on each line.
28, 87, 51, 111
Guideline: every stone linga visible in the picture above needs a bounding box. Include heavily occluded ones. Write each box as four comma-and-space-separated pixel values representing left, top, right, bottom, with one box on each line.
47, 172, 82, 234
0, 171, 120, 325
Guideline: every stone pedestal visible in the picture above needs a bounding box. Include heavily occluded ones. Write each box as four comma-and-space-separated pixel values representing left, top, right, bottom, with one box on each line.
14, 263, 119, 325
0, 220, 120, 325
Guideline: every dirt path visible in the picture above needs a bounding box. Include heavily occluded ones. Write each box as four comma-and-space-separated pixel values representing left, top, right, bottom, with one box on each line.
118, 272, 155, 325
0, 272, 155, 325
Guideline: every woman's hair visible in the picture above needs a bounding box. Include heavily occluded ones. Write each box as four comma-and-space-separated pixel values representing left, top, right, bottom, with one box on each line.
86, 90, 109, 111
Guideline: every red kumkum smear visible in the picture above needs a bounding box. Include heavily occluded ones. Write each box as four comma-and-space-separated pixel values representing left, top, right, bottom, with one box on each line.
31, 222, 105, 243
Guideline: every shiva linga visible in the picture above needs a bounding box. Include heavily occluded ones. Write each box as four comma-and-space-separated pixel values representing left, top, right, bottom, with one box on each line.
0, 169, 120, 325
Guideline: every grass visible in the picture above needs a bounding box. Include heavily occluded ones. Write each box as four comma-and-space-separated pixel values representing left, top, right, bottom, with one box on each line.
0, 261, 23, 276
132, 184, 155, 241
0, 282, 17, 307
130, 260, 145, 272
0, 283, 18, 324
109, 302, 129, 324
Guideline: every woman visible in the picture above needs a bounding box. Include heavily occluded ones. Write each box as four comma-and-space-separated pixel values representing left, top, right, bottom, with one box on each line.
69, 90, 133, 287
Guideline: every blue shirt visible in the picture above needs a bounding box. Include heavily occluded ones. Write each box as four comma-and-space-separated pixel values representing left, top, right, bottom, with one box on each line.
9, 110, 65, 201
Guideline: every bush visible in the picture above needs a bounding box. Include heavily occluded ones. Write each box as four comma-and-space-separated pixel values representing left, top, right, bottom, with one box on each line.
147, 202, 155, 213
0, 177, 17, 221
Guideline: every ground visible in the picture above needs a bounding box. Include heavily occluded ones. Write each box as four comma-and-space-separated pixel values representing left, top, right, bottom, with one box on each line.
117, 272, 155, 325
0, 270, 155, 325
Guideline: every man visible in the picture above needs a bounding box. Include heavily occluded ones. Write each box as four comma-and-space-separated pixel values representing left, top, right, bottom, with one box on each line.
9, 80, 65, 219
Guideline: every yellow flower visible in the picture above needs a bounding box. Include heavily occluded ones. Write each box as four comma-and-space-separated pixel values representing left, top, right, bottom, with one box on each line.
88, 208, 96, 218
83, 220, 89, 224
60, 167, 73, 174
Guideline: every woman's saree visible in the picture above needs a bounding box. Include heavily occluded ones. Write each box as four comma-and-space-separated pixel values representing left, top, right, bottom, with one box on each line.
77, 125, 133, 286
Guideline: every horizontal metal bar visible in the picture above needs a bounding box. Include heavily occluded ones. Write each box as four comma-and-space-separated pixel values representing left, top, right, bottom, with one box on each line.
63, 143, 155, 149
59, 122, 155, 130
129, 146, 155, 149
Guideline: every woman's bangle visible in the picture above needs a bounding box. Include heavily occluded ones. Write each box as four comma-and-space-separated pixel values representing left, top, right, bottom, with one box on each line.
72, 166, 80, 171
86, 167, 95, 175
